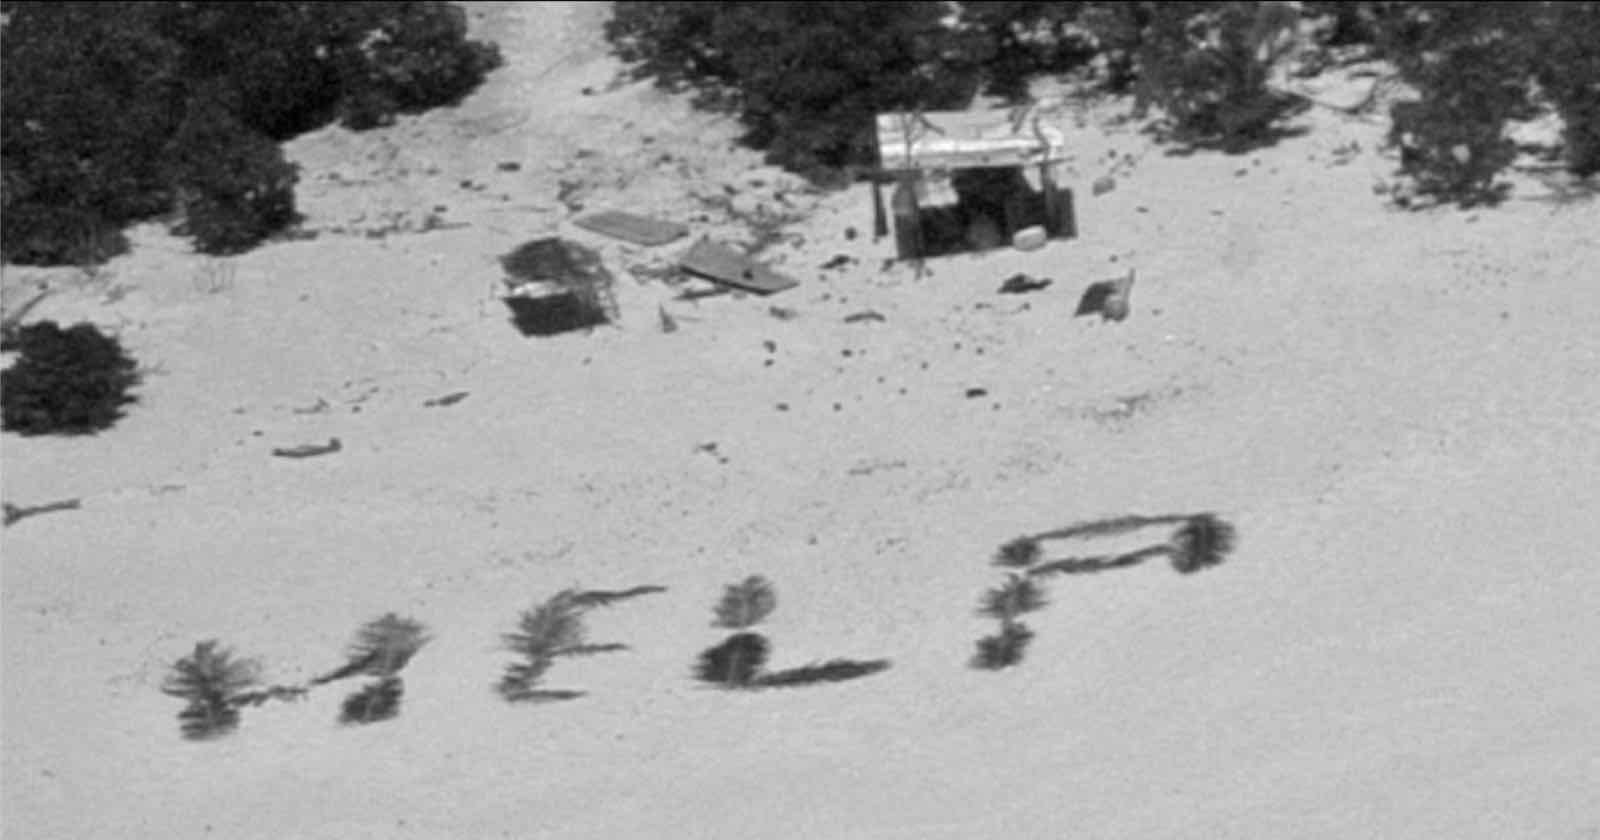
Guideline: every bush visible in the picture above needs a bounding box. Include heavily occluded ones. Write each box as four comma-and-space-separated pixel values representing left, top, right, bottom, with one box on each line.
331, 1, 504, 130
0, 3, 185, 264
1117, 1, 1304, 147
1, 320, 141, 436
954, 2, 1099, 102
1368, 2, 1600, 201
608, 2, 981, 174
165, 88, 302, 255
1, 2, 501, 265
1530, 2, 1600, 177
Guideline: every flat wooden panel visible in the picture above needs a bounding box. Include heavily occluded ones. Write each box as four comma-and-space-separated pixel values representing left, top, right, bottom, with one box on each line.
574, 210, 689, 246
678, 238, 799, 294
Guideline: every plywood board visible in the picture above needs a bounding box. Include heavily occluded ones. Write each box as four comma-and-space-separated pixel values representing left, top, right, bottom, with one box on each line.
574, 210, 689, 246
678, 238, 798, 294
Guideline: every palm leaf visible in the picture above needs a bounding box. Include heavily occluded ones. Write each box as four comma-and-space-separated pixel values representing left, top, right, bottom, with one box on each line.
977, 574, 1047, 621
1169, 514, 1237, 574
1028, 545, 1169, 577
712, 576, 776, 629
753, 658, 891, 689
1030, 513, 1188, 542
994, 536, 1043, 568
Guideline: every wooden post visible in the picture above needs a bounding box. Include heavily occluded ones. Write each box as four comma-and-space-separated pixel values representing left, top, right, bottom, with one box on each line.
891, 173, 924, 261
872, 177, 889, 240
1040, 162, 1077, 240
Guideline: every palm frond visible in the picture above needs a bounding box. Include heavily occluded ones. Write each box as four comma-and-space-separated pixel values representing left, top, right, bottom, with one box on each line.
343, 613, 431, 679
712, 576, 777, 629
500, 687, 586, 704
972, 621, 1035, 670
694, 632, 769, 687
162, 640, 261, 705
502, 590, 586, 660
753, 658, 891, 689
1031, 513, 1189, 542
994, 536, 1043, 568
1028, 545, 1169, 577
1170, 514, 1237, 574
572, 585, 668, 608
977, 574, 1047, 621
339, 676, 404, 726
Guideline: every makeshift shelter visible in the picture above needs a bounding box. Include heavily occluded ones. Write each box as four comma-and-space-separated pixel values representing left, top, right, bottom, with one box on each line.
874, 107, 1077, 260
499, 237, 617, 336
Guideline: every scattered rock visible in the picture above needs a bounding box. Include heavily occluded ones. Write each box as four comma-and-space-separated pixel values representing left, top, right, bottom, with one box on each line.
497, 161, 521, 172
998, 274, 1052, 295
965, 388, 988, 399
424, 391, 469, 407
1092, 175, 1117, 196
272, 438, 342, 459
1011, 226, 1047, 251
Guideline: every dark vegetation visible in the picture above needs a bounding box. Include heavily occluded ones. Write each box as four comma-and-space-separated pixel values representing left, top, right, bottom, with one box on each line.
695, 576, 891, 690
0, 2, 501, 265
1, 321, 141, 436
974, 514, 1238, 670
497, 586, 661, 704
609, 2, 1600, 205
314, 613, 430, 726
163, 614, 429, 738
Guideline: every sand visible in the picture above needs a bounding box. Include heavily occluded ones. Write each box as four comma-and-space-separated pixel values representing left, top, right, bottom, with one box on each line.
4, 3, 1598, 838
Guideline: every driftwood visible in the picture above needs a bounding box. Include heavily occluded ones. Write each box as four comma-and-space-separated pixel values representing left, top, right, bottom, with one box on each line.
423, 391, 469, 407
271, 438, 342, 459
0, 287, 54, 348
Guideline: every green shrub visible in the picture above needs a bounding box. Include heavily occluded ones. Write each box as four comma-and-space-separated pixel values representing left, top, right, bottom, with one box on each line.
0, 2, 185, 264
331, 1, 504, 130
1, 320, 141, 436
955, 2, 1099, 102
1375, 2, 1535, 205
608, 2, 981, 174
1, 2, 500, 265
1530, 2, 1600, 177
1119, 1, 1304, 147
165, 88, 302, 255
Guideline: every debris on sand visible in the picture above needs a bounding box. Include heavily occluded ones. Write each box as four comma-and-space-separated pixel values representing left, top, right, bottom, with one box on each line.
575, 210, 689, 246
1076, 269, 1136, 323
678, 237, 799, 294
998, 274, 1052, 294
424, 392, 469, 408
272, 438, 342, 459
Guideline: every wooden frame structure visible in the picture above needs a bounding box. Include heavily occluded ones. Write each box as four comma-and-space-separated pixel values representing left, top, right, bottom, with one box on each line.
874, 108, 1077, 261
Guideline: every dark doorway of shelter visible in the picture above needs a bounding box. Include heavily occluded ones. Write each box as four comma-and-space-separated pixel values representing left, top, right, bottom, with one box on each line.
898, 167, 1074, 260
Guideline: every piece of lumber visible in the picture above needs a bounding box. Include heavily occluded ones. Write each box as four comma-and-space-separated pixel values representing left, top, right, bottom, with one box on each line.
574, 210, 689, 246
677, 238, 798, 294
272, 438, 342, 459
